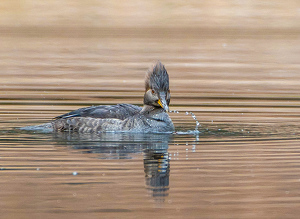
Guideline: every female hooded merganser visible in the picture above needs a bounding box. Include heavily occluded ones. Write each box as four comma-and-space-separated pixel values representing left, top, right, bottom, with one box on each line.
23, 61, 174, 133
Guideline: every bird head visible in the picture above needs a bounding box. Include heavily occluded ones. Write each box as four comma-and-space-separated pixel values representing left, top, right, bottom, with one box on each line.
144, 61, 170, 112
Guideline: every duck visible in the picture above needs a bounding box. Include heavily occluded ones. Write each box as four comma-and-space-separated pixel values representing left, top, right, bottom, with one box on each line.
23, 61, 174, 133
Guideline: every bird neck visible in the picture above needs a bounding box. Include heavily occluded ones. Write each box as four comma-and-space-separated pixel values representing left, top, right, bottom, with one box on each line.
140, 104, 162, 114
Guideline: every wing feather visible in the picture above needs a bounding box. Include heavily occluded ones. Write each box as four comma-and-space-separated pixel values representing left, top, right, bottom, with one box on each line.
55, 104, 142, 120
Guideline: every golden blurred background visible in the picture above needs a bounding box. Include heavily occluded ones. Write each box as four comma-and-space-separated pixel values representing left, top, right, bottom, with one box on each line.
0, 0, 299, 29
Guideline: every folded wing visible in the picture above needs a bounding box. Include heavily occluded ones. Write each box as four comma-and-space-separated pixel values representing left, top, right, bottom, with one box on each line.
55, 103, 142, 120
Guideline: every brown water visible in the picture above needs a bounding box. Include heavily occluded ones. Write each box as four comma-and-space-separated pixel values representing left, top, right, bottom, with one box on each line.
1, 2, 300, 218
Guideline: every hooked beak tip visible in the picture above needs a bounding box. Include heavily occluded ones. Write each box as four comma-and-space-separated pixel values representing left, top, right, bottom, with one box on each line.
158, 99, 169, 112
164, 105, 169, 112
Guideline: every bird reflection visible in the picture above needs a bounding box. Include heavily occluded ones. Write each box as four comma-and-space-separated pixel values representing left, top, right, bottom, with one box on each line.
53, 132, 171, 200
144, 147, 170, 201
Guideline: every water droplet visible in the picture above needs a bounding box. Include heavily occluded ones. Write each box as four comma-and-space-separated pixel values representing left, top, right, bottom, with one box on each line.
72, 172, 78, 176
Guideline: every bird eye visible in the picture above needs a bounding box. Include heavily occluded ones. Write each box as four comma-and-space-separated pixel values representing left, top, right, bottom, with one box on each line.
151, 89, 155, 94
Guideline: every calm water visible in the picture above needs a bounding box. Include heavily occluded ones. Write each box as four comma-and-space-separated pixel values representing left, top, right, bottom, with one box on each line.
1, 22, 300, 219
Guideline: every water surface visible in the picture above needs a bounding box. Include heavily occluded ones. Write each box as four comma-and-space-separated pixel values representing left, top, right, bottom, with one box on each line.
1, 12, 300, 219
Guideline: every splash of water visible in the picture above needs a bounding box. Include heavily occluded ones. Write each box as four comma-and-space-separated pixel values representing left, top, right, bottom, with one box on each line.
185, 111, 201, 132
169, 110, 200, 134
